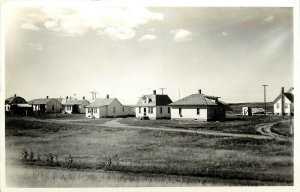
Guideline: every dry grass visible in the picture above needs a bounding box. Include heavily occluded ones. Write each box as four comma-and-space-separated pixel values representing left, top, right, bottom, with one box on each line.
5, 116, 293, 187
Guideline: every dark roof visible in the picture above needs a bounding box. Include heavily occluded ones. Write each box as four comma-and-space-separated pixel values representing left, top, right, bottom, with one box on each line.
5, 96, 27, 104
28, 98, 60, 105
273, 93, 294, 104
169, 94, 233, 111
86, 98, 117, 108
136, 94, 172, 106
64, 100, 89, 106
287, 87, 294, 93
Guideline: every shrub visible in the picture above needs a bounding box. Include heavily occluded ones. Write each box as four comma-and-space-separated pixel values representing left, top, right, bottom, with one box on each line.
21, 149, 28, 161
29, 150, 34, 161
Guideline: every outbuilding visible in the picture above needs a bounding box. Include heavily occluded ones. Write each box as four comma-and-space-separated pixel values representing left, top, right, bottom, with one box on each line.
5, 94, 33, 115
169, 90, 232, 121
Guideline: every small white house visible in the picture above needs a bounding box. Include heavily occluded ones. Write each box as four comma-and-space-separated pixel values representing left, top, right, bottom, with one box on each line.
85, 95, 134, 118
28, 96, 63, 114
135, 90, 173, 120
64, 99, 90, 114
273, 87, 294, 116
169, 90, 232, 121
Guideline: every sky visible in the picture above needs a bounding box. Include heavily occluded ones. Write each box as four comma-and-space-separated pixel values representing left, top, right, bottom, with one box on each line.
4, 4, 294, 105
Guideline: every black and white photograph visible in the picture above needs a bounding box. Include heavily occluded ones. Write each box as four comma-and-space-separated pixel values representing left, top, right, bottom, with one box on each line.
0, 0, 299, 190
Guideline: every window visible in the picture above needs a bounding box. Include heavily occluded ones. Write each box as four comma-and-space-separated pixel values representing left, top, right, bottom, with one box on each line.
148, 107, 153, 114
179, 108, 182, 116
94, 108, 97, 113
160, 107, 162, 114
113, 107, 116, 113
197, 108, 200, 115
122, 107, 124, 112
139, 107, 141, 113
168, 107, 170, 114
285, 104, 288, 109
52, 105, 55, 111
276, 103, 280, 109
148, 98, 152, 103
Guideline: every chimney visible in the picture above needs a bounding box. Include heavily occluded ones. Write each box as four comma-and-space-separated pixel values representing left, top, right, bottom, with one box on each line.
215, 97, 218, 103
14, 94, 17, 97
46, 96, 49, 99
106, 94, 109, 99
83, 96, 85, 100
198, 89, 202, 94
281, 87, 285, 116
153, 90, 156, 95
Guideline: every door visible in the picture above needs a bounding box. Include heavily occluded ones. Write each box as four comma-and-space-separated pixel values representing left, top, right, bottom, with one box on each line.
143, 107, 146, 116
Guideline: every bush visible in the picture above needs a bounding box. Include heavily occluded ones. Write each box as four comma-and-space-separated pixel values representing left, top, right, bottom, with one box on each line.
21, 149, 28, 161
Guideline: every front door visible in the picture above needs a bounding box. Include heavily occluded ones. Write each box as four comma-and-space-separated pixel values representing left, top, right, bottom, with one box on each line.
143, 108, 146, 116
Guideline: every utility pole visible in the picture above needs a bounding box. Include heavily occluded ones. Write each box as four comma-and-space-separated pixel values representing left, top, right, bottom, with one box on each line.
159, 88, 165, 95
90, 91, 97, 100
262, 85, 268, 116
94, 92, 99, 99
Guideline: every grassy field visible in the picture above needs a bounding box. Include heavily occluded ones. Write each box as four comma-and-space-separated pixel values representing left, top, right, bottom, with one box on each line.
5, 115, 293, 187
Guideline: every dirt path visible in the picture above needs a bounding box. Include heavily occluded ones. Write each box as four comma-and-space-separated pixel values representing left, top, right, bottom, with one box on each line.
13, 117, 280, 140
255, 120, 289, 141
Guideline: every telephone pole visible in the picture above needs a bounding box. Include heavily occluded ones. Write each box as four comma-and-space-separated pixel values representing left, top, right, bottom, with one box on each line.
90, 91, 97, 100
262, 85, 268, 116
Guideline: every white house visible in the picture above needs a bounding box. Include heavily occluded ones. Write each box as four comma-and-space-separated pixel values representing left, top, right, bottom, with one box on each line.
273, 87, 294, 116
85, 95, 134, 118
64, 98, 90, 114
135, 90, 173, 120
169, 90, 232, 121
28, 96, 63, 114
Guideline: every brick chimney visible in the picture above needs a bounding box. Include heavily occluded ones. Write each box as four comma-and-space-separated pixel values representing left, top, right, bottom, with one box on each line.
281, 87, 285, 116
106, 94, 109, 99
198, 89, 202, 94
46, 96, 49, 99
153, 90, 156, 95
83, 96, 85, 100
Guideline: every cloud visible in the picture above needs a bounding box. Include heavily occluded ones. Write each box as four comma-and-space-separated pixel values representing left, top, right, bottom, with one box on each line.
262, 16, 274, 23
29, 43, 42, 50
139, 34, 157, 41
20, 23, 40, 31
103, 27, 136, 40
25, 5, 164, 39
171, 29, 192, 42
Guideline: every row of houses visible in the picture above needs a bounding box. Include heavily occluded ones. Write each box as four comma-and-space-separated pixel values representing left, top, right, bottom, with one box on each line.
5, 87, 294, 121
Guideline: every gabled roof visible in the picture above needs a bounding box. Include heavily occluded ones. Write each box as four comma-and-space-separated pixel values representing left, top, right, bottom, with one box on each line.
273, 93, 294, 104
86, 98, 117, 108
136, 94, 172, 107
5, 96, 26, 104
28, 98, 60, 105
64, 100, 89, 106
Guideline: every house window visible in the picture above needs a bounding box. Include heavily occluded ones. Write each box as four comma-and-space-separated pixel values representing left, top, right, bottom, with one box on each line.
276, 103, 280, 109
122, 107, 124, 112
285, 104, 288, 109
139, 107, 141, 113
113, 107, 116, 113
94, 108, 97, 113
168, 107, 170, 113
179, 108, 182, 116
52, 105, 55, 111
148, 107, 153, 114
160, 107, 162, 114
197, 108, 200, 115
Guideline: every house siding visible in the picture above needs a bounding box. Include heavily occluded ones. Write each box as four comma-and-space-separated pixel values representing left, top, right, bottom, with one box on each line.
171, 106, 208, 121
135, 106, 171, 119
274, 96, 293, 116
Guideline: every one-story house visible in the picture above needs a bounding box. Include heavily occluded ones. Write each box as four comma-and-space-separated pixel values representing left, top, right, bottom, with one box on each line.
64, 98, 90, 114
135, 90, 173, 120
273, 87, 294, 116
28, 96, 63, 114
169, 90, 232, 121
5, 94, 33, 115
85, 95, 134, 118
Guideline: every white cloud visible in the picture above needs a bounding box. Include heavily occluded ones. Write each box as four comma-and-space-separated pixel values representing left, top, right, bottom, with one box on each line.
171, 29, 192, 42
104, 27, 136, 40
29, 43, 42, 50
262, 16, 274, 23
20, 23, 40, 31
139, 34, 157, 41
25, 5, 164, 39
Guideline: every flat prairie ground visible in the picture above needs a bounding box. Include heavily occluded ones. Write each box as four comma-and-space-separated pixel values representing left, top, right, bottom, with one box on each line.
5, 115, 293, 187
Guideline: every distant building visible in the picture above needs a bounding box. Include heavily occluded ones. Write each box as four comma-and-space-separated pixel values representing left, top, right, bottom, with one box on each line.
5, 94, 32, 115
28, 96, 63, 114
273, 87, 294, 116
85, 95, 134, 118
64, 97, 90, 114
169, 90, 232, 121
242, 107, 265, 116
135, 90, 173, 120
